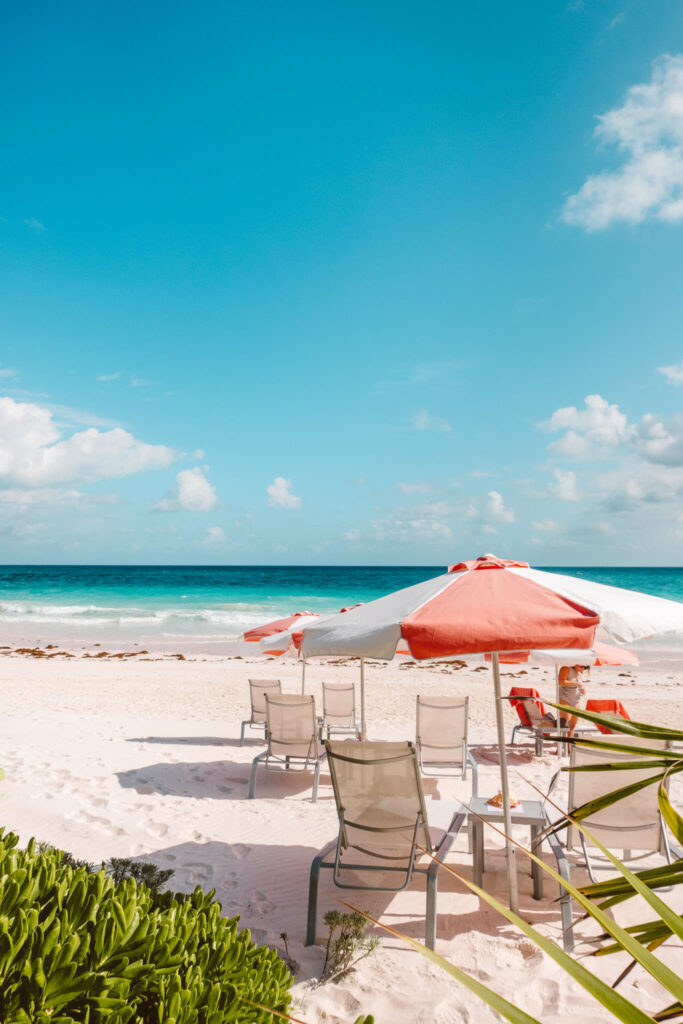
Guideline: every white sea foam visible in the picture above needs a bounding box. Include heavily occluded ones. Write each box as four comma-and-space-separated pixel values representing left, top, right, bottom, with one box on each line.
0, 599, 272, 637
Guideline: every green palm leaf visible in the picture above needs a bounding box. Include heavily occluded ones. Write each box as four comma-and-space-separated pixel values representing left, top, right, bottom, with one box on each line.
341, 906, 544, 1024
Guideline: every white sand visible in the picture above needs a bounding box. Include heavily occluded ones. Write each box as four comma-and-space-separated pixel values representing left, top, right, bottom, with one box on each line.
0, 648, 682, 1023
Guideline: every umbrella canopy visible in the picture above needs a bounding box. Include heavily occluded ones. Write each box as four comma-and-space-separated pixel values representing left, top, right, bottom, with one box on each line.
299, 553, 683, 912
301, 554, 683, 659
485, 641, 639, 667
244, 612, 321, 655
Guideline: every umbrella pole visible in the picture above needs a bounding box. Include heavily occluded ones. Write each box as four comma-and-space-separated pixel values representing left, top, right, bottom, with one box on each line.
301, 657, 306, 695
555, 665, 561, 761
360, 657, 366, 740
491, 652, 519, 914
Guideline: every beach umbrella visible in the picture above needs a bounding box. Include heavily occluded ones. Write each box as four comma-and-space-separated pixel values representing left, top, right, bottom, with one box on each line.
245, 612, 322, 692
299, 553, 683, 912
487, 641, 638, 668
243, 611, 321, 650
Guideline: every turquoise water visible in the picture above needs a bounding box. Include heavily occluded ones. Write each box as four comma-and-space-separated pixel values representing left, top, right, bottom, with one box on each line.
0, 565, 681, 645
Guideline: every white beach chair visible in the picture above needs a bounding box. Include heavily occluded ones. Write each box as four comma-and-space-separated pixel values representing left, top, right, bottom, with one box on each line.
306, 740, 466, 949
321, 681, 360, 740
415, 695, 478, 794
240, 678, 281, 746
248, 693, 326, 802
548, 735, 682, 953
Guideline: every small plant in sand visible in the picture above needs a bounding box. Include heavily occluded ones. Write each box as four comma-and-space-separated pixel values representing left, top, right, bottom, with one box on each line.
105, 855, 175, 892
318, 909, 379, 985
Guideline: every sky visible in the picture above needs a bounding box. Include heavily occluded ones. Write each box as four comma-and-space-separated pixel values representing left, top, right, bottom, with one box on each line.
1, 0, 683, 566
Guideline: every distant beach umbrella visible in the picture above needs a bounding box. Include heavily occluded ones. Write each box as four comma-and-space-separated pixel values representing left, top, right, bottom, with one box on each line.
485, 640, 638, 667
299, 553, 683, 912
244, 612, 321, 654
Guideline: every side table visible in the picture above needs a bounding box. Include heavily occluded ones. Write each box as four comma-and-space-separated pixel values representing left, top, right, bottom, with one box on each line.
468, 797, 546, 899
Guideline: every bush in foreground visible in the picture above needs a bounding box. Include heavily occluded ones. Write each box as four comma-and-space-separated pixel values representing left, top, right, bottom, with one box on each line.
0, 829, 292, 1022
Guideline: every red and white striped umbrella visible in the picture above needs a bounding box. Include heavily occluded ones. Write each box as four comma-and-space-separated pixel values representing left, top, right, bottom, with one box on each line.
244, 612, 321, 655
300, 553, 683, 910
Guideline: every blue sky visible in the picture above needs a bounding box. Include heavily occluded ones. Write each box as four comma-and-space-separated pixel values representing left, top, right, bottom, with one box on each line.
1, 0, 683, 565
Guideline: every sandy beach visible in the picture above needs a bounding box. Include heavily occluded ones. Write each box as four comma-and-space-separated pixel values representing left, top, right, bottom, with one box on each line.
0, 644, 681, 1023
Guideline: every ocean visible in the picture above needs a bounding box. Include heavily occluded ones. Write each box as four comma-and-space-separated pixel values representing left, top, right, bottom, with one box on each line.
0, 564, 682, 652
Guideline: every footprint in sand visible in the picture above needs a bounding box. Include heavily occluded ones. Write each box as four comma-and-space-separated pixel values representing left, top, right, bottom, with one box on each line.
185, 861, 214, 885
250, 891, 274, 914
230, 843, 252, 860
148, 821, 169, 838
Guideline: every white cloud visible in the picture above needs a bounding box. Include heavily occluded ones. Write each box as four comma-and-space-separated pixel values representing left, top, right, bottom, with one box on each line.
563, 55, 683, 230
192, 448, 206, 460
205, 526, 226, 544
266, 477, 302, 509
544, 394, 629, 455
0, 396, 175, 487
0, 488, 119, 507
549, 468, 579, 501
396, 481, 432, 494
659, 361, 683, 385
97, 372, 121, 382
24, 217, 44, 233
485, 490, 515, 523
130, 376, 149, 388
45, 404, 122, 429
153, 467, 217, 512
0, 366, 17, 379
532, 518, 562, 532
343, 528, 361, 542
545, 393, 683, 468
411, 410, 452, 433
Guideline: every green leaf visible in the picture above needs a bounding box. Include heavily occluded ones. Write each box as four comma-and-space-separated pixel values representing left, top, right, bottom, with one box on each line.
658, 782, 683, 847
547, 704, 683, 742
342, 906, 544, 1024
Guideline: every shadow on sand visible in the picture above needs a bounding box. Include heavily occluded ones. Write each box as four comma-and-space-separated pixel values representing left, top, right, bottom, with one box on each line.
135, 837, 569, 980
116, 758, 333, 801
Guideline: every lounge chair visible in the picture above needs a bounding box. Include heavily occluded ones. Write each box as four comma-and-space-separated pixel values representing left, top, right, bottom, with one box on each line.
306, 740, 466, 950
240, 678, 282, 746
415, 695, 478, 795
248, 693, 326, 802
509, 687, 557, 755
585, 698, 630, 734
548, 735, 682, 953
322, 681, 360, 740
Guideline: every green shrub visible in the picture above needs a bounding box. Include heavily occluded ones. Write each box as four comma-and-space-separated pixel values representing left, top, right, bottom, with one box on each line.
0, 828, 292, 1022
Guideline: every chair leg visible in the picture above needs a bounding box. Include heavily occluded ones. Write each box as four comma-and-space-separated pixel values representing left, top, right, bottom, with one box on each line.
468, 752, 479, 799
511, 725, 518, 746
306, 855, 323, 945
248, 752, 265, 799
546, 820, 574, 953
426, 857, 440, 950
312, 759, 321, 803
239, 721, 246, 747
535, 731, 543, 757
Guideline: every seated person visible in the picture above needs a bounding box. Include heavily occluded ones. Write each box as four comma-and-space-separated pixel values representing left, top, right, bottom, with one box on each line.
558, 664, 588, 737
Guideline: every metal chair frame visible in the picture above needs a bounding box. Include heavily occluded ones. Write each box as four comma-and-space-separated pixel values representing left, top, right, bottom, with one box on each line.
306, 741, 465, 950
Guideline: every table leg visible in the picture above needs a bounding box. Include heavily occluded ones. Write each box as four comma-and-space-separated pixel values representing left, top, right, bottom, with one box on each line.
472, 819, 484, 887
530, 824, 543, 900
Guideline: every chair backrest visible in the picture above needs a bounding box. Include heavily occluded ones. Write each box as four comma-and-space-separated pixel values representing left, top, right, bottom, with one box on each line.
509, 687, 544, 728
567, 735, 667, 853
585, 699, 631, 735
248, 678, 282, 723
416, 695, 468, 764
322, 682, 356, 725
266, 693, 317, 759
326, 740, 432, 856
